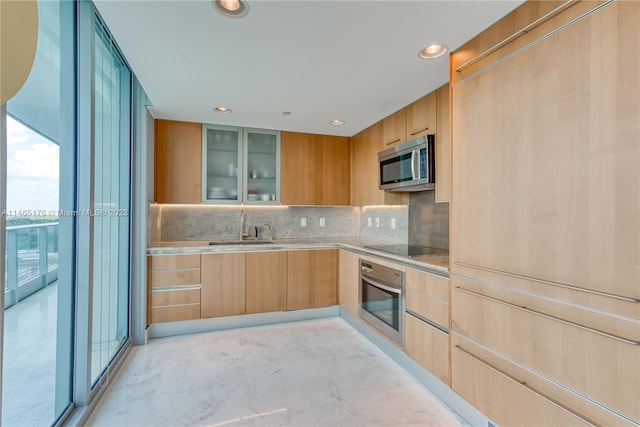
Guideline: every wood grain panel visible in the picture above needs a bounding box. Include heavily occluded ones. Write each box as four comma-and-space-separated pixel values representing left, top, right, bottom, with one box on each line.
382, 108, 406, 148
405, 289, 449, 331
435, 84, 451, 203
405, 313, 450, 385
339, 250, 360, 317
350, 122, 385, 206
286, 249, 338, 310
406, 268, 449, 302
151, 304, 201, 324
280, 131, 316, 205
245, 251, 287, 314
151, 288, 200, 307
406, 92, 436, 139
150, 269, 200, 288
151, 254, 201, 271
315, 135, 350, 205
155, 119, 202, 203
201, 253, 246, 318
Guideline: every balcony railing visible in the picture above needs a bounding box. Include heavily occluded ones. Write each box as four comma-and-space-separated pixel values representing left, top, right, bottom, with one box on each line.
4, 222, 59, 308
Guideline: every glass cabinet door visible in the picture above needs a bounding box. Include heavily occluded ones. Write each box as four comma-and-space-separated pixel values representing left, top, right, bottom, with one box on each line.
203, 125, 241, 203
243, 128, 280, 204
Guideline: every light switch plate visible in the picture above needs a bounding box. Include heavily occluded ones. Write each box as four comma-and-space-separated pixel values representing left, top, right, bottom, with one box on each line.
375, 218, 380, 227
319, 218, 325, 227
301, 218, 307, 227
391, 218, 396, 229
367, 217, 372, 227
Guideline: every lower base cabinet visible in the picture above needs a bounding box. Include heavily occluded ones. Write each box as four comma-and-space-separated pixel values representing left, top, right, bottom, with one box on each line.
149, 254, 202, 324
201, 253, 246, 318
338, 250, 360, 317
245, 251, 287, 314
405, 313, 450, 385
286, 249, 338, 310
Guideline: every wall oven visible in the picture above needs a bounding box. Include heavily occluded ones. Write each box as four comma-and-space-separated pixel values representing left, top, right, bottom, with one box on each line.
359, 260, 405, 347
378, 135, 435, 192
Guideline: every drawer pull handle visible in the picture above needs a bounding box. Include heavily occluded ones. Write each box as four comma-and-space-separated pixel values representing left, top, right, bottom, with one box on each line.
454, 345, 597, 427
410, 127, 429, 136
406, 309, 449, 334
385, 138, 401, 146
456, 287, 640, 346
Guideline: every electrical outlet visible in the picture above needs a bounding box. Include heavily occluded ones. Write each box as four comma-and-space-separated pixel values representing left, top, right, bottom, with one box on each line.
375, 217, 380, 227
319, 217, 325, 227
367, 217, 372, 227
391, 218, 396, 229
301, 218, 307, 227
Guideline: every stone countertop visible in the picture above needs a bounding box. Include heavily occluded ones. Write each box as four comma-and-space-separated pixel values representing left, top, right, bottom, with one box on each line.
148, 238, 449, 277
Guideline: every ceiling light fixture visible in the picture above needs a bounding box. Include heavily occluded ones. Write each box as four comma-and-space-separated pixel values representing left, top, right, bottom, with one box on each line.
282, 111, 292, 116
214, 106, 232, 113
419, 44, 448, 59
329, 120, 345, 126
214, 0, 249, 18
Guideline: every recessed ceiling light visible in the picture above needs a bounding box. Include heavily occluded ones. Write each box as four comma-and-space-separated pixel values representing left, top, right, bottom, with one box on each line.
419, 44, 448, 59
214, 106, 232, 113
329, 120, 345, 126
214, 0, 249, 18
282, 111, 292, 116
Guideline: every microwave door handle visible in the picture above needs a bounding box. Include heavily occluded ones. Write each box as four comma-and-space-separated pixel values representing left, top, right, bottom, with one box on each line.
411, 149, 417, 180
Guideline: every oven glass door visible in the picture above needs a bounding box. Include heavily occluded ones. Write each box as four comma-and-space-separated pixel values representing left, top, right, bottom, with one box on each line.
379, 151, 414, 186
361, 277, 400, 332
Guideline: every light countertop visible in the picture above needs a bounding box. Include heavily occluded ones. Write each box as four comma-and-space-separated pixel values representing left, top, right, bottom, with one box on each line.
148, 238, 449, 277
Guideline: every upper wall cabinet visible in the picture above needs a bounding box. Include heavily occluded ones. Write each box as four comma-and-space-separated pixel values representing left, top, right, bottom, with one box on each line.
406, 92, 437, 140
351, 121, 385, 206
382, 108, 407, 148
202, 124, 280, 204
435, 84, 450, 203
155, 119, 202, 204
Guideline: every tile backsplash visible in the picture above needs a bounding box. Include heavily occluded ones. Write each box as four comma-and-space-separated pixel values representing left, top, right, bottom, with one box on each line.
150, 204, 409, 244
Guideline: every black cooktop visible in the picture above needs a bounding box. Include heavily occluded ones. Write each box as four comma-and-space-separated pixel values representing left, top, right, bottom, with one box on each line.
364, 244, 448, 257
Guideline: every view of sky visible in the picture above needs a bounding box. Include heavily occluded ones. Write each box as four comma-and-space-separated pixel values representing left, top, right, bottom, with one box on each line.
6, 116, 60, 213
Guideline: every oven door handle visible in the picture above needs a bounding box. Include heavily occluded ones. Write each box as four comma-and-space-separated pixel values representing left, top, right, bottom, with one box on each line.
362, 275, 402, 295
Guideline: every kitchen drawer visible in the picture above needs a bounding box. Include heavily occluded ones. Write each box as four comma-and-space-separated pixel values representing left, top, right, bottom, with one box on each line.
151, 254, 200, 271
405, 312, 450, 385
405, 287, 449, 330
151, 287, 200, 307
151, 304, 201, 324
406, 268, 449, 302
452, 282, 640, 422
452, 334, 593, 427
151, 269, 201, 288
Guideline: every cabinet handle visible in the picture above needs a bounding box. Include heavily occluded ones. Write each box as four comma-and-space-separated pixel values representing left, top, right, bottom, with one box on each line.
454, 345, 597, 427
385, 138, 401, 146
406, 309, 449, 334
410, 127, 429, 136
456, 286, 640, 346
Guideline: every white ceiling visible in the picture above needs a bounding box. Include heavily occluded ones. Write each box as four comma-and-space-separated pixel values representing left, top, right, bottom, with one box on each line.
94, 0, 524, 137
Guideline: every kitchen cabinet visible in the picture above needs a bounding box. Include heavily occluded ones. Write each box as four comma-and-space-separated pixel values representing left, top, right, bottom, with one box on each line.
405, 313, 450, 385
245, 251, 287, 314
450, 1, 640, 425
155, 120, 202, 204
202, 124, 280, 204
405, 268, 449, 330
405, 92, 436, 140
148, 254, 201, 323
381, 108, 406, 148
338, 250, 360, 317
286, 249, 338, 310
281, 132, 350, 206
280, 131, 316, 205
316, 135, 350, 205
434, 84, 450, 203
350, 122, 385, 206
200, 253, 245, 318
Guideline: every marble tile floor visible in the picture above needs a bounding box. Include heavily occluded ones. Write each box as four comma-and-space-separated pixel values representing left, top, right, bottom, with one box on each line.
87, 318, 464, 427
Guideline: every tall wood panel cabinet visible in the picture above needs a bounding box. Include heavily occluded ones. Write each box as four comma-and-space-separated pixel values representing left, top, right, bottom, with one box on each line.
155, 119, 202, 203
316, 135, 350, 205
450, 2, 640, 426
350, 122, 385, 206
280, 131, 316, 205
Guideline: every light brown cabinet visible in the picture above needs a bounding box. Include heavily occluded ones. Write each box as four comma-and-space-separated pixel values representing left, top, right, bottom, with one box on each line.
155, 119, 202, 204
381, 108, 406, 148
405, 92, 436, 140
280, 132, 350, 206
148, 254, 202, 323
200, 253, 246, 318
338, 250, 360, 317
434, 84, 450, 203
245, 251, 287, 314
350, 122, 385, 206
280, 131, 316, 205
286, 249, 338, 310
405, 313, 450, 385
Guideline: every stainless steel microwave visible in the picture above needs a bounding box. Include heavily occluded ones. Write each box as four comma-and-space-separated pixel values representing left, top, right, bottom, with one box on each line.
378, 135, 435, 192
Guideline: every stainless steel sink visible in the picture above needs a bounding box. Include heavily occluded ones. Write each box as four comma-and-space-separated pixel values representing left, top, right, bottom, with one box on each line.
208, 240, 274, 245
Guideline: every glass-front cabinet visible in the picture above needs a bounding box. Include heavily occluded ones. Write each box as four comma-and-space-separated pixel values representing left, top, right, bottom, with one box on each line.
202, 124, 280, 204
